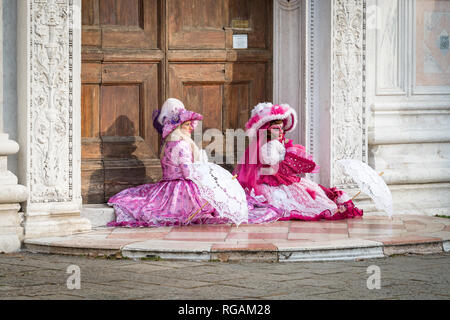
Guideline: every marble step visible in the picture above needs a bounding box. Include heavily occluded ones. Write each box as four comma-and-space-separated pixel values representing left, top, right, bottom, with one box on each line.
81, 204, 115, 228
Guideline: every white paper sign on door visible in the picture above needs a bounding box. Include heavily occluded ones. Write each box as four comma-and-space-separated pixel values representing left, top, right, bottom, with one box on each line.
233, 34, 248, 49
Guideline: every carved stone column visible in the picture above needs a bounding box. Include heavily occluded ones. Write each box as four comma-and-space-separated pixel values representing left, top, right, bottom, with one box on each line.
0, 0, 28, 253
303, 0, 366, 189
17, 0, 91, 239
330, 0, 367, 188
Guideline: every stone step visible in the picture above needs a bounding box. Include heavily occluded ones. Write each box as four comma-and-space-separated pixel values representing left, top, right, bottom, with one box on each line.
120, 239, 386, 262
81, 204, 116, 228
22, 215, 450, 262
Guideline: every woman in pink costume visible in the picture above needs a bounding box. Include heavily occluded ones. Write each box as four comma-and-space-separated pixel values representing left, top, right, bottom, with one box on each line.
234, 102, 363, 221
107, 98, 281, 227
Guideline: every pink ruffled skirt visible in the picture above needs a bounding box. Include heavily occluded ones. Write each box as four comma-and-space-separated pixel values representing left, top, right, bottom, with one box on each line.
107, 179, 227, 227
256, 178, 363, 221
108, 179, 283, 228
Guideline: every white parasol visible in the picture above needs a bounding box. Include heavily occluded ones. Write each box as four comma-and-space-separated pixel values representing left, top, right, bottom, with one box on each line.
338, 159, 394, 217
186, 162, 248, 226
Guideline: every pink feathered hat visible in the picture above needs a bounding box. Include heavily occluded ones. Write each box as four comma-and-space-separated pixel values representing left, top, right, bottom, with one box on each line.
245, 102, 297, 136
161, 108, 203, 139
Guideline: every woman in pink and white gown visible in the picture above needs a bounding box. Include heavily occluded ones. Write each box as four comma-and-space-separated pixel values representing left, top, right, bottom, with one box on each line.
234, 102, 363, 221
107, 98, 282, 227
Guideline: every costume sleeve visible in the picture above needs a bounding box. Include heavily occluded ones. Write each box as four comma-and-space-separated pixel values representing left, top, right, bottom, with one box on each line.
284, 142, 319, 174
260, 140, 286, 165
173, 140, 194, 179
281, 152, 317, 175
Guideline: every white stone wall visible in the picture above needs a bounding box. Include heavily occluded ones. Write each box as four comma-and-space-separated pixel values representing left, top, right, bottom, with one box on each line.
366, 0, 450, 215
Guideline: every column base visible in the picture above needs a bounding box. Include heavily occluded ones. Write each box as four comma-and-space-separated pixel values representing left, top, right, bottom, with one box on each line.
0, 235, 21, 253
0, 204, 24, 253
0, 184, 28, 203
23, 213, 92, 239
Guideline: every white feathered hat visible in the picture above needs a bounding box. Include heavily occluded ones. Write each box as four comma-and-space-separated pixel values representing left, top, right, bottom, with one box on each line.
245, 102, 297, 136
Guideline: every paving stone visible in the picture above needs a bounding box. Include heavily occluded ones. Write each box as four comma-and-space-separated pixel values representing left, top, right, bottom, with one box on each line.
0, 250, 449, 299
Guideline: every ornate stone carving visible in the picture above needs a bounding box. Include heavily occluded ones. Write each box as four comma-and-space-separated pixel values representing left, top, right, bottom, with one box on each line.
331, 0, 367, 187
305, 0, 316, 176
29, 0, 73, 202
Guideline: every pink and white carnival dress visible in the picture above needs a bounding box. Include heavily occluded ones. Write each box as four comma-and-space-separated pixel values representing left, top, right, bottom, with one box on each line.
234, 103, 363, 221
107, 98, 281, 227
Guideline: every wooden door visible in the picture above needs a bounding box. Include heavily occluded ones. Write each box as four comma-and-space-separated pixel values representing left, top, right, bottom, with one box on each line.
81, 0, 272, 203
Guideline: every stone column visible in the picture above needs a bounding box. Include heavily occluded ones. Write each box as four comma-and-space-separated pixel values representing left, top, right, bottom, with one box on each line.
273, 0, 305, 145
0, 0, 28, 253
17, 0, 91, 239
0, 136, 27, 252
305, 0, 367, 189
330, 0, 367, 189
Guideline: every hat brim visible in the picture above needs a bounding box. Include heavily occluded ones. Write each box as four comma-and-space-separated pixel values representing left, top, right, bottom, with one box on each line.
246, 108, 297, 137
162, 111, 203, 139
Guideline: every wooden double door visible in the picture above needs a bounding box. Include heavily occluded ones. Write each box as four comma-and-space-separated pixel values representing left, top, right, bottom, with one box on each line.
81, 0, 273, 203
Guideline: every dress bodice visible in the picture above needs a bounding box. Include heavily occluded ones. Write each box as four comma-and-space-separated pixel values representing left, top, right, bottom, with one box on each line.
161, 140, 193, 180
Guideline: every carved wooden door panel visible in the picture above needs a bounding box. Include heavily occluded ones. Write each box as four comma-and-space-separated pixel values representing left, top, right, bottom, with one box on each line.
81, 0, 163, 203
81, 0, 272, 203
166, 0, 273, 163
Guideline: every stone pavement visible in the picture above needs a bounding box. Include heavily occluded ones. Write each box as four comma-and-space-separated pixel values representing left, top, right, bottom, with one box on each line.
0, 252, 449, 300
23, 215, 450, 261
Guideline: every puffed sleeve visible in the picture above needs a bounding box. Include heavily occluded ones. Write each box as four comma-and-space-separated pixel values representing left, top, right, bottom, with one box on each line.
172, 140, 194, 179
260, 140, 286, 165
280, 152, 317, 175
284, 142, 319, 174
